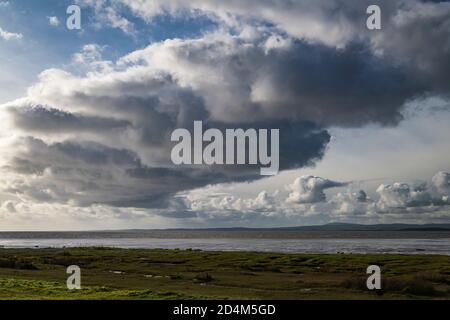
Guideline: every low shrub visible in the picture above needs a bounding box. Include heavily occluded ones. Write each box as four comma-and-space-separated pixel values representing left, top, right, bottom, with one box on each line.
0, 257, 38, 270
194, 273, 214, 283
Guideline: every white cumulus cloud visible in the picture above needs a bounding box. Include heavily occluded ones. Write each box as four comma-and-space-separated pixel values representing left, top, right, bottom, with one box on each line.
0, 26, 22, 40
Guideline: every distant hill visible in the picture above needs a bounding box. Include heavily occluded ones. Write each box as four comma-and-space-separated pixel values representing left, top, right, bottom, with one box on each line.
0, 223, 449, 239
271, 223, 450, 232
158, 223, 450, 232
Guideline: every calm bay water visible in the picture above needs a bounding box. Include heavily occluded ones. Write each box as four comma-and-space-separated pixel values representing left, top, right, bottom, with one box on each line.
0, 231, 449, 255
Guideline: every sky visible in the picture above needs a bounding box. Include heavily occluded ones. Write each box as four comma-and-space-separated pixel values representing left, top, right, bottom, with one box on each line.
0, 0, 449, 230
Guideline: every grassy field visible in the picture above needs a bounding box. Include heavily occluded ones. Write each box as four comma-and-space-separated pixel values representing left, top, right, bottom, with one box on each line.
0, 248, 449, 300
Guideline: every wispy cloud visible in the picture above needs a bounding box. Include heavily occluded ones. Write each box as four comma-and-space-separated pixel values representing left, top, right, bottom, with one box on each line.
0, 26, 22, 40
79, 0, 136, 35
47, 16, 60, 27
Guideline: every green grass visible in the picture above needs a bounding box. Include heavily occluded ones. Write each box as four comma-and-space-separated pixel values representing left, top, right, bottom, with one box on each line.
0, 248, 448, 300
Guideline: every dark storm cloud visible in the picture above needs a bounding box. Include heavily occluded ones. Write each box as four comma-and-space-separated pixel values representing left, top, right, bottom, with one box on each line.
113, 0, 450, 104
269, 121, 331, 170
8, 105, 131, 133
2, 120, 330, 207
244, 41, 422, 127
6, 157, 47, 175
370, 0, 450, 92
1, 0, 449, 210
2, 137, 210, 206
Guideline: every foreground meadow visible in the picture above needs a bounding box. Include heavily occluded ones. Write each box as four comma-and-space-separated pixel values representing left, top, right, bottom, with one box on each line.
0, 248, 448, 299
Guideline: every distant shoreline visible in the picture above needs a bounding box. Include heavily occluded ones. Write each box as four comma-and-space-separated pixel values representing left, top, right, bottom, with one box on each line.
1, 222, 450, 236
0, 230, 450, 240
0, 236, 449, 255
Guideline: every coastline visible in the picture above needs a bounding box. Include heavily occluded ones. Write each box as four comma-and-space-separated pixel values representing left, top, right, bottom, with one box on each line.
1, 233, 449, 255
1, 230, 450, 239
